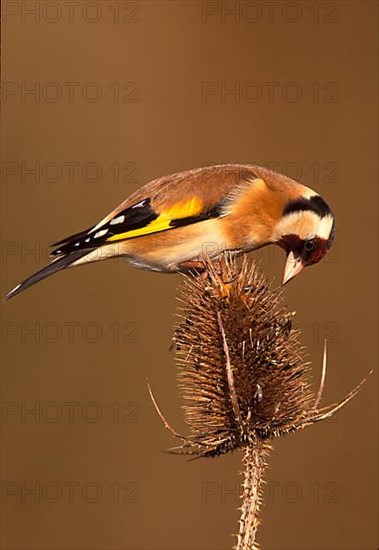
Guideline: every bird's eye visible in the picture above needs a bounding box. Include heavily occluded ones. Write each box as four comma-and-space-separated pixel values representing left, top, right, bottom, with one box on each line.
304, 238, 316, 251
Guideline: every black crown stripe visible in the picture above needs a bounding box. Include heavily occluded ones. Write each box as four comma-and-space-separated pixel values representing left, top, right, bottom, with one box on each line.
283, 195, 332, 219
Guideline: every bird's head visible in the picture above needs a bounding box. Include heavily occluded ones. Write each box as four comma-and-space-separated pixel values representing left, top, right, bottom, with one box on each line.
274, 194, 335, 284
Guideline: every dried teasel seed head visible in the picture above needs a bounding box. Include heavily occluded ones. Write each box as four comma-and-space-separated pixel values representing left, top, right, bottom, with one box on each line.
159, 253, 367, 458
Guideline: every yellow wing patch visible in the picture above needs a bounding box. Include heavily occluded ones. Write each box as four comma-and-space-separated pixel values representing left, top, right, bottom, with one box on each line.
163, 196, 203, 219
106, 197, 203, 242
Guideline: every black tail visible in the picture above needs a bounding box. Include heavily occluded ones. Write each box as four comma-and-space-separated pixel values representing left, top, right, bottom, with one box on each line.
5, 249, 93, 300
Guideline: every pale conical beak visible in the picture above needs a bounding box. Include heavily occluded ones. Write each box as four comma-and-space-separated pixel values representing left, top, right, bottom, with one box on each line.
282, 251, 304, 285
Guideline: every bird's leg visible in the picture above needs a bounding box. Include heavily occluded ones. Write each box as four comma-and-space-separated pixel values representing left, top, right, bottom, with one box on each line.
176, 259, 207, 274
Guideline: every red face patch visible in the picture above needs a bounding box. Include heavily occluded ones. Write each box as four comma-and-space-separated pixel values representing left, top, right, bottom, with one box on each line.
278, 234, 330, 266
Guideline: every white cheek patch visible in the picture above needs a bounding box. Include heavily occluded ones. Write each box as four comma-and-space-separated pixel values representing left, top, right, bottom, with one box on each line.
274, 211, 334, 241
273, 212, 311, 241
317, 214, 334, 240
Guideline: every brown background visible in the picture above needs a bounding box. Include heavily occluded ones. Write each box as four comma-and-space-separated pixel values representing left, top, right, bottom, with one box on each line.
1, 1, 378, 549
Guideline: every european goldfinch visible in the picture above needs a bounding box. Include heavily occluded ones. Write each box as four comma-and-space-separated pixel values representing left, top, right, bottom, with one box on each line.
6, 164, 335, 299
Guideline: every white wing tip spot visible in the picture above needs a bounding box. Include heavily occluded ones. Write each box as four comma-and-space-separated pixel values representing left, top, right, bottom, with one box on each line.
133, 200, 147, 209
94, 229, 108, 239
110, 215, 125, 225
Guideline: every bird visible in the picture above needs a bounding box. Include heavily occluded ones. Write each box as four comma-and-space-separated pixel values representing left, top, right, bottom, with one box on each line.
5, 163, 335, 300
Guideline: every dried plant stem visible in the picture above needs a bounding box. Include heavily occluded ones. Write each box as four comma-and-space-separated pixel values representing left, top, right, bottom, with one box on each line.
237, 441, 271, 550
